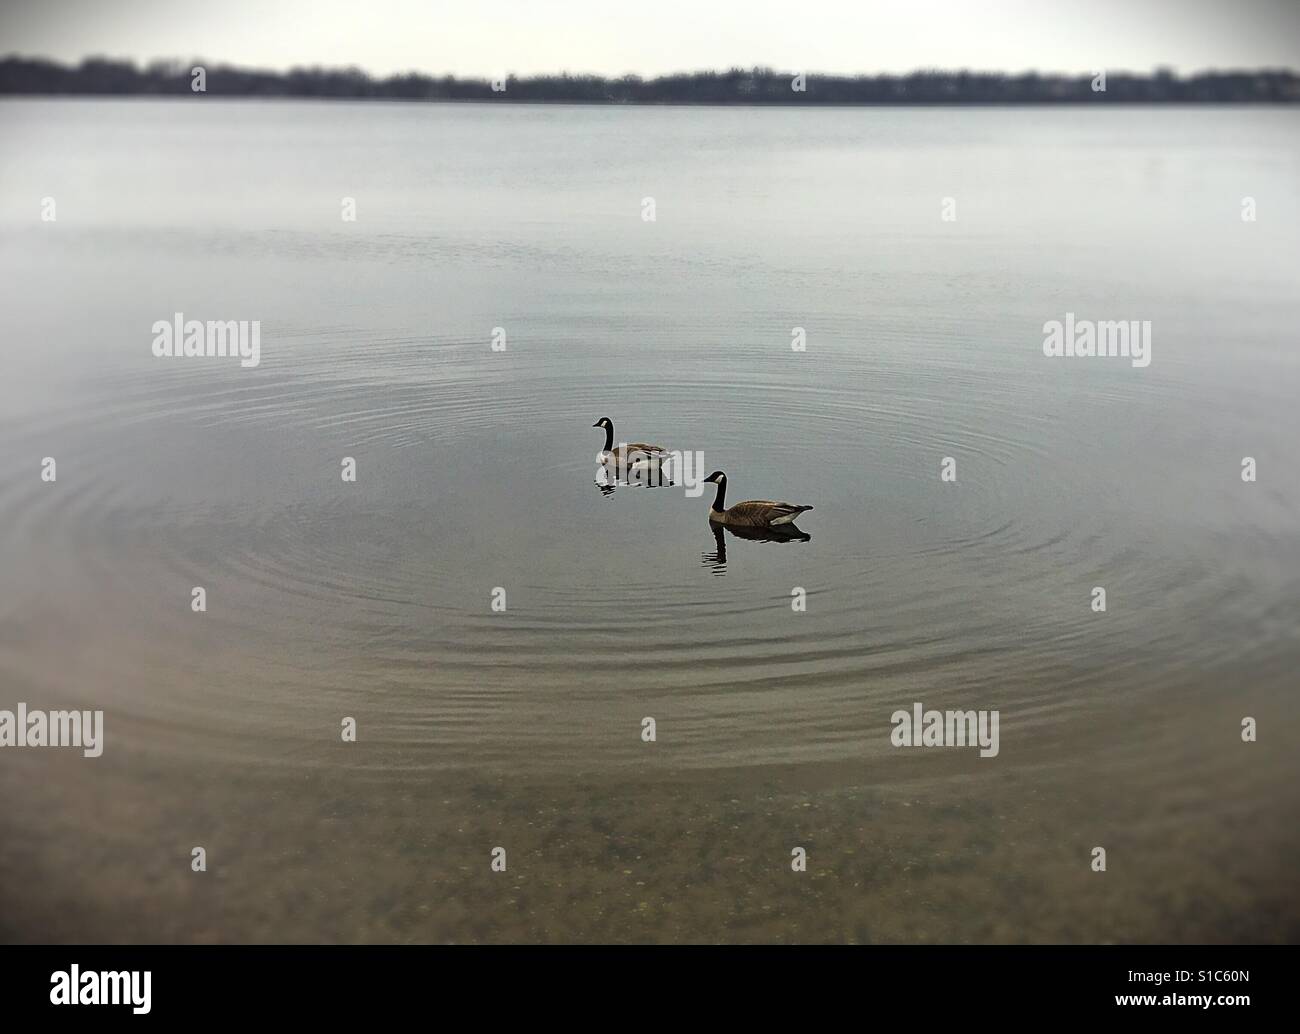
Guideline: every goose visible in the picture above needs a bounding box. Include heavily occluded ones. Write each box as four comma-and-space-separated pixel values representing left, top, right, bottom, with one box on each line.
592, 417, 670, 472
702, 470, 813, 528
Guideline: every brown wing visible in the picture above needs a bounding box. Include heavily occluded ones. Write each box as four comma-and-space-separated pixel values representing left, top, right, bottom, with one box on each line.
725, 500, 812, 527
622, 442, 668, 457
613, 442, 669, 462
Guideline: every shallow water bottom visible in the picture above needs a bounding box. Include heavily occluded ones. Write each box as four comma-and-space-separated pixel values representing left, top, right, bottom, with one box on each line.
4, 670, 1296, 945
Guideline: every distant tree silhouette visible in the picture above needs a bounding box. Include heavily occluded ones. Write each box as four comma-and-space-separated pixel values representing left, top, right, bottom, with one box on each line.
1, 56, 1297, 103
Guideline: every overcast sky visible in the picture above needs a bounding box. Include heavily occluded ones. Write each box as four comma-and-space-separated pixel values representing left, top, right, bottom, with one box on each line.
4, 0, 1299, 76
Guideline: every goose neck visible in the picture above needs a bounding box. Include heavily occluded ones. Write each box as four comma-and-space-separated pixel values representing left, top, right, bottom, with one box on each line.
711, 478, 727, 512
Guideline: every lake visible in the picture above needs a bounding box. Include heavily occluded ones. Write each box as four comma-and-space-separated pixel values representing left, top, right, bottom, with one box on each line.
0, 99, 1297, 942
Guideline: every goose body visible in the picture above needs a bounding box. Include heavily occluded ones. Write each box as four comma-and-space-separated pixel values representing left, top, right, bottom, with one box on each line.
702, 471, 812, 528
592, 417, 670, 470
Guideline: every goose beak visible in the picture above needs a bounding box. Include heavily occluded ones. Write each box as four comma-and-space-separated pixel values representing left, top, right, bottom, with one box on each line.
592, 422, 600, 428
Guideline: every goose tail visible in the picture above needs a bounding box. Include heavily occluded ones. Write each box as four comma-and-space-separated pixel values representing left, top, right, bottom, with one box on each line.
770, 504, 813, 526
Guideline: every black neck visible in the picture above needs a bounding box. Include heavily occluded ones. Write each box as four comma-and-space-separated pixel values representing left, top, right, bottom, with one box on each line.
711, 479, 727, 511
602, 425, 614, 451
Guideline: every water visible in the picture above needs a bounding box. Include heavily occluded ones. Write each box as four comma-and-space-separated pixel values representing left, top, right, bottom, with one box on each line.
1, 99, 1298, 942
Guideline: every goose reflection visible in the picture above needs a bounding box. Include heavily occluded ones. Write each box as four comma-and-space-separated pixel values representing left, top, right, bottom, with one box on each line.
701, 521, 811, 574
593, 465, 675, 497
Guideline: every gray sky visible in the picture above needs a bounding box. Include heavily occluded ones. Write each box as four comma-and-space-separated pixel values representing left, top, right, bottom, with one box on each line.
4, 0, 1299, 76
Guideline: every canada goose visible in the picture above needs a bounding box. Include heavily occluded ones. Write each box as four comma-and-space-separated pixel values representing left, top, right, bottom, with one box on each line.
702, 470, 812, 528
592, 417, 670, 471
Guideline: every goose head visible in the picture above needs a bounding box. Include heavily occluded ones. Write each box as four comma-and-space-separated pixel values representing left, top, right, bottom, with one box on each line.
593, 416, 616, 457
703, 470, 726, 484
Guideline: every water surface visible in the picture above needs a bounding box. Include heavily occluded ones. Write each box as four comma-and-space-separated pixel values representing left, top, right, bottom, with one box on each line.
1, 100, 1297, 942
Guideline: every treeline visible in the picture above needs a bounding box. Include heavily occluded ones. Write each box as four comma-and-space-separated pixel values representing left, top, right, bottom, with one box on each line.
2, 56, 1298, 103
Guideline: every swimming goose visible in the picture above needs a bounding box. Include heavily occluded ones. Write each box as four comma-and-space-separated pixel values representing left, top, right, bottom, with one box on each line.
592, 417, 670, 470
702, 470, 813, 528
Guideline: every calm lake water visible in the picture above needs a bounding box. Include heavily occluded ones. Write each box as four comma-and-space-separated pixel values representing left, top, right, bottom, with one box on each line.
1, 99, 1297, 942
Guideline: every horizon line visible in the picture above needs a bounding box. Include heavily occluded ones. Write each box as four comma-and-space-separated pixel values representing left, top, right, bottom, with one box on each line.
6, 54, 1300, 81
4, 55, 1297, 105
